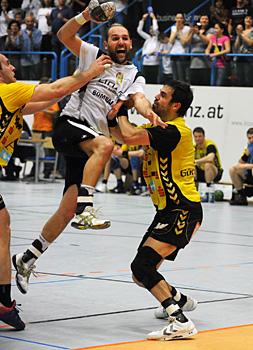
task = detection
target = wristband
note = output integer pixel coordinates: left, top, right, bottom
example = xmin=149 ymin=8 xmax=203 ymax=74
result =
xmin=75 ymin=13 xmax=87 ymax=25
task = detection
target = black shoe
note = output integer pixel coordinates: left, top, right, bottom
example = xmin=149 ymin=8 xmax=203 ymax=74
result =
xmin=229 ymin=193 xmax=248 ymax=206
xmin=0 ymin=301 xmax=25 ymax=330
xmin=110 ymin=185 xmax=125 ymax=193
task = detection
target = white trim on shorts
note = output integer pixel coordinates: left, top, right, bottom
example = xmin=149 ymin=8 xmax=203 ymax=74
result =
xmin=67 ymin=119 xmax=100 ymax=138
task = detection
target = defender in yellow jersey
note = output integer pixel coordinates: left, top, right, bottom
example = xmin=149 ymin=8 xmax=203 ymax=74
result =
xmin=116 ymin=80 xmax=202 ymax=341
xmin=0 ymin=53 xmax=112 ymax=330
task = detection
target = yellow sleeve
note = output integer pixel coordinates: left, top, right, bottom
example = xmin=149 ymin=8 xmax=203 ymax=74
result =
xmin=121 ymin=144 xmax=129 ymax=152
xmin=3 ymin=82 xmax=36 ymax=112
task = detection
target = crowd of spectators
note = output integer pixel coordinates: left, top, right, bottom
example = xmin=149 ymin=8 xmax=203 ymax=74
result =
xmin=1 ymin=0 xmax=253 ymax=84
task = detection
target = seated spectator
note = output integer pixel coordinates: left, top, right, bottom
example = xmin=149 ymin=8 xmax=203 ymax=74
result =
xmin=210 ymin=0 xmax=230 ymax=26
xmin=234 ymin=15 xmax=253 ymax=86
xmin=205 ymin=22 xmax=231 ymax=86
xmin=169 ymin=13 xmax=190 ymax=82
xmin=229 ymin=127 xmax=253 ymax=205
xmin=186 ymin=15 xmax=215 ymax=86
xmin=0 ymin=0 xmax=13 ymax=50
xmin=158 ymin=32 xmax=173 ymax=84
xmin=20 ymin=14 xmax=42 ymax=80
xmin=228 ymin=0 xmax=253 ymax=38
xmin=193 ymin=127 xmax=223 ymax=195
xmin=137 ymin=12 xmax=160 ymax=84
xmin=4 ymin=19 xmax=23 ymax=79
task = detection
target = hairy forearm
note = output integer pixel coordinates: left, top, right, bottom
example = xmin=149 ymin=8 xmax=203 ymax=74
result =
xmin=22 ymin=99 xmax=60 ymax=114
xmin=196 ymin=153 xmax=215 ymax=164
xmin=132 ymin=93 xmax=152 ymax=117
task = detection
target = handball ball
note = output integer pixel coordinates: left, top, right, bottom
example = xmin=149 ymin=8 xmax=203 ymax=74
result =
xmin=88 ymin=0 xmax=116 ymax=23
xmin=214 ymin=190 xmax=224 ymax=201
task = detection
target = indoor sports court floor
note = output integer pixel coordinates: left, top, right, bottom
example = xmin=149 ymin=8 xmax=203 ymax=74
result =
xmin=0 ymin=180 xmax=252 ymax=350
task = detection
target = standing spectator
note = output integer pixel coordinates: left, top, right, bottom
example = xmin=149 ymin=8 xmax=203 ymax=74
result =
xmin=21 ymin=0 xmax=41 ymax=18
xmin=14 ymin=10 xmax=25 ymax=30
xmin=0 ymin=0 xmax=13 ymax=50
xmin=205 ymin=22 xmax=231 ymax=86
xmin=37 ymin=0 xmax=54 ymax=77
xmin=193 ymin=127 xmax=223 ymax=199
xmin=229 ymin=128 xmax=253 ymax=205
xmin=158 ymin=32 xmax=173 ymax=83
xmin=71 ymin=0 xmax=90 ymax=37
xmin=4 ymin=20 xmax=23 ymax=79
xmin=113 ymin=0 xmax=127 ymax=25
xmin=20 ymin=15 xmax=42 ymax=80
xmin=210 ymin=0 xmax=230 ymax=26
xmin=49 ymin=0 xmax=73 ymax=72
xmin=169 ymin=13 xmax=190 ymax=82
xmin=234 ymin=15 xmax=253 ymax=86
xmin=137 ymin=12 xmax=160 ymax=84
xmin=186 ymin=15 xmax=215 ymax=86
xmin=228 ymin=0 xmax=253 ymax=38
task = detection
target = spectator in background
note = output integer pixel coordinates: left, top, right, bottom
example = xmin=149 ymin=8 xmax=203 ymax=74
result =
xmin=109 ymin=143 xmax=131 ymax=194
xmin=21 ymin=0 xmax=41 ymax=18
xmin=210 ymin=0 xmax=230 ymax=26
xmin=20 ymin=15 xmax=42 ymax=80
xmin=186 ymin=15 xmax=215 ymax=86
xmin=193 ymin=127 xmax=223 ymax=193
xmin=169 ymin=13 xmax=190 ymax=82
xmin=37 ymin=0 xmax=54 ymax=77
xmin=49 ymin=0 xmax=73 ymax=72
xmin=14 ymin=10 xmax=25 ymax=30
xmin=4 ymin=20 xmax=23 ymax=79
xmin=137 ymin=12 xmax=160 ymax=84
xmin=234 ymin=15 xmax=253 ymax=86
xmin=158 ymin=32 xmax=173 ymax=83
xmin=229 ymin=128 xmax=253 ymax=205
xmin=228 ymin=0 xmax=253 ymax=38
xmin=71 ymin=0 xmax=90 ymax=37
xmin=205 ymin=22 xmax=231 ymax=86
xmin=0 ymin=0 xmax=13 ymax=50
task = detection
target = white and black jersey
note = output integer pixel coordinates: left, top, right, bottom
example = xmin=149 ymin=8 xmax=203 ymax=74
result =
xmin=61 ymin=42 xmax=145 ymax=136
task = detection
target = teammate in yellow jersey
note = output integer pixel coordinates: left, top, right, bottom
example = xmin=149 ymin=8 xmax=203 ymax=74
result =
xmin=113 ymin=80 xmax=203 ymax=341
xmin=0 ymin=52 xmax=112 ymax=330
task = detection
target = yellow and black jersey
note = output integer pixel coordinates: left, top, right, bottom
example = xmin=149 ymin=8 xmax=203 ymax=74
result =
xmin=0 ymin=82 xmax=35 ymax=166
xmin=142 ymin=117 xmax=200 ymax=211
xmin=241 ymin=146 xmax=253 ymax=163
xmin=195 ymin=138 xmax=223 ymax=172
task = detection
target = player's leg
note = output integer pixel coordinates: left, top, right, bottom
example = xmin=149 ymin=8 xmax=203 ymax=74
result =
xmin=0 ymin=197 xmax=25 ymax=330
xmin=71 ymin=135 xmax=113 ymax=229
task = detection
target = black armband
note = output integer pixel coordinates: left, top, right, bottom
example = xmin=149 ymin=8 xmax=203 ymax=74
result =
xmin=117 ymin=104 xmax=128 ymax=118
xmin=107 ymin=118 xmax=118 ymax=128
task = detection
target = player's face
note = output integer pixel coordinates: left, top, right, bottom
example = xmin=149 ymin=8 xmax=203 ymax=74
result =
xmin=152 ymin=86 xmax=178 ymax=119
xmin=0 ymin=54 xmax=16 ymax=83
xmin=105 ymin=26 xmax=132 ymax=64
xmin=193 ymin=132 xmax=205 ymax=146
xmin=247 ymin=133 xmax=253 ymax=144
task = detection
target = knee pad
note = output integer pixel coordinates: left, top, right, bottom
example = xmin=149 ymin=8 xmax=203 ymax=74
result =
xmin=131 ymin=246 xmax=164 ymax=290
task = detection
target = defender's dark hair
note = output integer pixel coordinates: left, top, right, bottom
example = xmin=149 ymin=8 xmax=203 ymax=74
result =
xmin=164 ymin=79 xmax=193 ymax=116
xmin=247 ymin=128 xmax=253 ymax=135
xmin=193 ymin=127 xmax=205 ymax=135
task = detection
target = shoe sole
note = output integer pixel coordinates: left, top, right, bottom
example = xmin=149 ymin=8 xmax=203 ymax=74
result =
xmin=147 ymin=327 xmax=198 ymax=341
xmin=71 ymin=222 xmax=111 ymax=230
xmin=12 ymin=255 xmax=27 ymax=295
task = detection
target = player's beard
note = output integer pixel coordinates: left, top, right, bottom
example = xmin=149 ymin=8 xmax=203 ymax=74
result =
xmin=108 ymin=49 xmax=130 ymax=64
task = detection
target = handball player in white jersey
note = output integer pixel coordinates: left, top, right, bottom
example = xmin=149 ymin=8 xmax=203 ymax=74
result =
xmin=12 ymin=5 xmax=165 ymax=295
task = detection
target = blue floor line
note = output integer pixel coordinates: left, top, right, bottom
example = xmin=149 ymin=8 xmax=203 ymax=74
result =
xmin=0 ymin=334 xmax=69 ymax=349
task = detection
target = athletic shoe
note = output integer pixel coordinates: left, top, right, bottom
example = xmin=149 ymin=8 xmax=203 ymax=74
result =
xmin=0 ymin=301 xmax=25 ymax=330
xmin=229 ymin=193 xmax=248 ymax=206
xmin=95 ymin=183 xmax=108 ymax=193
xmin=71 ymin=206 xmax=111 ymax=230
xmin=12 ymin=253 xmax=36 ymax=294
xmin=147 ymin=317 xmax=197 ymax=341
xmin=154 ymin=295 xmax=198 ymax=319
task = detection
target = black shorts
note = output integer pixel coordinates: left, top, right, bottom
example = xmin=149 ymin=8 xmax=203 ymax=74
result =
xmin=245 ymin=170 xmax=253 ymax=185
xmin=196 ymin=167 xmax=223 ymax=183
xmin=52 ymin=116 xmax=101 ymax=193
xmin=138 ymin=204 xmax=203 ymax=261
xmin=53 ymin=116 xmax=102 ymax=158
xmin=0 ymin=194 xmax=6 ymax=210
